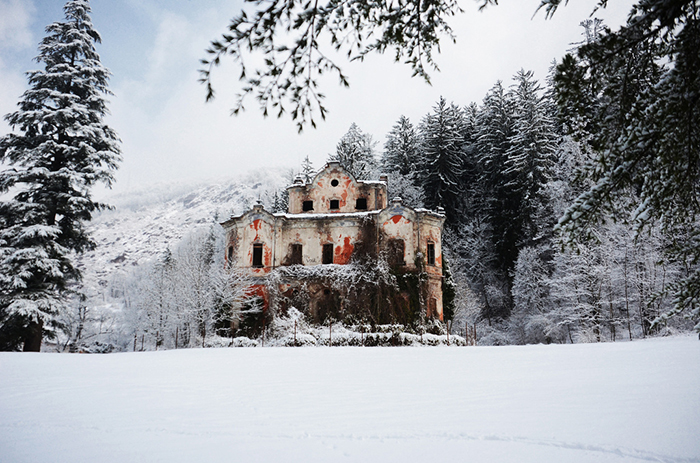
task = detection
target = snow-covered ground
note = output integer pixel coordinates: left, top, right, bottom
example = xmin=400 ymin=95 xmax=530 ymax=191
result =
xmin=1 ymin=336 xmax=698 ymax=463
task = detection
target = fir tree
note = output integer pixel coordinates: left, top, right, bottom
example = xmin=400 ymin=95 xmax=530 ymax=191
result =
xmin=505 ymin=69 xmax=558 ymax=246
xmin=382 ymin=116 xmax=421 ymax=176
xmin=0 ymin=0 xmax=120 ymax=351
xmin=329 ymin=123 xmax=377 ymax=180
xmin=475 ymin=81 xmax=517 ymax=284
xmin=301 ymin=155 xmax=315 ymax=183
xmin=418 ymin=97 xmax=467 ymax=227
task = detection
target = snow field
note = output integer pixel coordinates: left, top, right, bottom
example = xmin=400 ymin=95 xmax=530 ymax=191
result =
xmin=0 ymin=335 xmax=698 ymax=463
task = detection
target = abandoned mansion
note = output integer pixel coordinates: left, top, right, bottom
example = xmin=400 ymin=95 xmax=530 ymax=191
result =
xmin=220 ymin=162 xmax=446 ymax=324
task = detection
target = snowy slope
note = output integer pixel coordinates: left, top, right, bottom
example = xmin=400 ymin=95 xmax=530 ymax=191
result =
xmin=1 ymin=335 xmax=698 ymax=463
xmin=74 ymin=169 xmax=289 ymax=294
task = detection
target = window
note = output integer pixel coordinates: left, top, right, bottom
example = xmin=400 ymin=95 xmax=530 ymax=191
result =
xmin=290 ymin=244 xmax=303 ymax=265
xmin=303 ymin=200 xmax=314 ymax=211
xmin=387 ymin=239 xmax=405 ymax=266
xmin=322 ymin=243 xmax=334 ymax=264
xmin=331 ymin=179 xmax=339 ymax=187
xmin=427 ymin=242 xmax=435 ymax=266
xmin=227 ymin=246 xmax=234 ymax=261
xmin=252 ymin=243 xmax=263 ymax=267
xmin=329 ymin=199 xmax=339 ymax=210
xmin=355 ymin=198 xmax=367 ymax=210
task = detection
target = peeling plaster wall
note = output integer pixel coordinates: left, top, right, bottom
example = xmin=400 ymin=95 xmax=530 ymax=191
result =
xmin=220 ymin=164 xmax=446 ymax=321
xmin=288 ymin=162 xmax=386 ymax=214
xmin=276 ymin=215 xmax=370 ymax=266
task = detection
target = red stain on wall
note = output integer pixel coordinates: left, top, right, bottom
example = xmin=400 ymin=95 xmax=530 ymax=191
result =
xmin=334 ymin=236 xmax=354 ymax=264
xmin=264 ymin=246 xmax=272 ymax=268
xmin=251 ymin=219 xmax=262 ymax=241
xmin=391 ymin=215 xmax=403 ymax=224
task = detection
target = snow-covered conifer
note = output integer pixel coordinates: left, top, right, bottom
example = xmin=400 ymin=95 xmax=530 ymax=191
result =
xmin=301 ymin=155 xmax=315 ymax=183
xmin=418 ymin=97 xmax=467 ymax=227
xmin=504 ymin=70 xmax=558 ymax=246
xmin=382 ymin=116 xmax=421 ymax=176
xmin=0 ymin=0 xmax=120 ymax=351
xmin=329 ymin=123 xmax=377 ymax=180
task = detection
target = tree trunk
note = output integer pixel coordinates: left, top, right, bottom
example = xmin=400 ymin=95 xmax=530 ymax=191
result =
xmin=22 ymin=321 xmax=43 ymax=352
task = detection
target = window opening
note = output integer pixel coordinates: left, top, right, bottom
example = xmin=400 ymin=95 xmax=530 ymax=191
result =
xmin=322 ymin=243 xmax=334 ymax=264
xmin=427 ymin=242 xmax=435 ymax=266
xmin=303 ymin=200 xmax=314 ymax=211
xmin=290 ymin=243 xmax=303 ymax=265
xmin=329 ymin=199 xmax=340 ymax=210
xmin=252 ymin=243 xmax=263 ymax=267
xmin=355 ymin=198 xmax=367 ymax=210
xmin=387 ymin=239 xmax=405 ymax=266
xmin=331 ymin=179 xmax=339 ymax=187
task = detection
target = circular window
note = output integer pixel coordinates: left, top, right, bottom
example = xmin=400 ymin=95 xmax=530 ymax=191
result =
xmin=331 ymin=179 xmax=339 ymax=187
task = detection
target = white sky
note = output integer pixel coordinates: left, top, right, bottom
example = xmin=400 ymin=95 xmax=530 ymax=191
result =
xmin=0 ymin=0 xmax=634 ymax=197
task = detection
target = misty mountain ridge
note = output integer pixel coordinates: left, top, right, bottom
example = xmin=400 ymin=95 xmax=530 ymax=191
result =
xmin=76 ymin=167 xmax=290 ymax=296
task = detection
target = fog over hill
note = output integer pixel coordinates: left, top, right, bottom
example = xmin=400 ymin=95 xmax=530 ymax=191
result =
xmin=76 ymin=168 xmax=291 ymax=298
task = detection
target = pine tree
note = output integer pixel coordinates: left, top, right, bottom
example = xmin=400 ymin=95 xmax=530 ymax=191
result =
xmin=329 ymin=123 xmax=377 ymax=180
xmin=301 ymin=155 xmax=315 ymax=183
xmin=460 ymin=102 xmax=484 ymax=218
xmin=418 ymin=97 xmax=467 ymax=226
xmin=382 ymin=116 xmax=421 ymax=176
xmin=505 ymin=70 xmax=558 ymax=246
xmin=475 ymin=81 xmax=517 ymax=282
xmin=0 ymin=0 xmax=120 ymax=351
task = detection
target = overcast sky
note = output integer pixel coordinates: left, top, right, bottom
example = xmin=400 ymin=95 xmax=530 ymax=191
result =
xmin=0 ymin=0 xmax=634 ymax=197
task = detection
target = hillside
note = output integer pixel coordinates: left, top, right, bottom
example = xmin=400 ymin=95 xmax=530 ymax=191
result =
xmin=1 ymin=335 xmax=698 ymax=463
xmin=74 ymin=169 xmax=289 ymax=297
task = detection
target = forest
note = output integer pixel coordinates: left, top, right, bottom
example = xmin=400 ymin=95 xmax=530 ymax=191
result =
xmin=52 ymin=59 xmax=695 ymax=351
xmin=1 ymin=0 xmax=698 ymax=351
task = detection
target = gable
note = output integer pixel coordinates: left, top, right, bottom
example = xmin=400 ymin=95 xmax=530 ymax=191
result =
xmin=287 ymin=162 xmax=387 ymax=214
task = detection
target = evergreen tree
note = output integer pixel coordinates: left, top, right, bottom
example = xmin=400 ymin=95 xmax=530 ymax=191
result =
xmin=419 ymin=97 xmax=467 ymax=227
xmin=0 ymin=0 xmax=120 ymax=351
xmin=301 ymin=155 xmax=315 ymax=183
xmin=460 ymin=102 xmax=484 ymax=218
xmin=382 ymin=116 xmax=421 ymax=176
xmin=505 ymin=69 xmax=558 ymax=246
xmin=475 ymin=81 xmax=517 ymax=283
xmin=385 ymin=173 xmax=425 ymax=208
xmin=329 ymin=123 xmax=377 ymax=180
